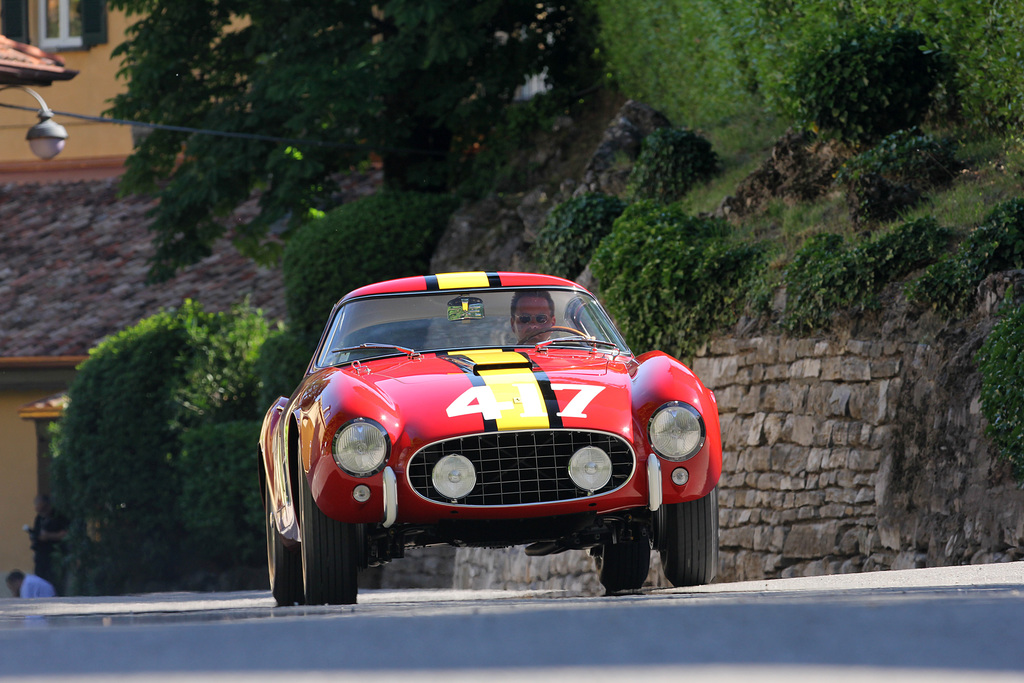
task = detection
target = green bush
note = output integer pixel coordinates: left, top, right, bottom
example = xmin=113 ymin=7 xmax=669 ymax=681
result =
xmin=835 ymin=129 xmax=962 ymax=224
xmin=178 ymin=420 xmax=265 ymax=567
xmin=785 ymin=24 xmax=947 ymax=143
xmin=626 ymin=128 xmax=718 ymax=204
xmin=254 ymin=326 xmax=319 ymax=409
xmin=976 ymin=299 xmax=1024 ymax=483
xmin=534 ymin=193 xmax=626 ymax=279
xmin=50 ymin=301 xmax=269 ymax=595
xmin=908 ymin=198 xmax=1024 ymax=317
xmin=283 ymin=191 xmax=459 ymax=336
xmin=592 ymin=201 xmax=765 ymax=358
xmin=835 ymin=129 xmax=961 ymax=190
xmin=595 ymin=1 xmax=1024 ymax=136
xmin=782 ymin=218 xmax=952 ymax=331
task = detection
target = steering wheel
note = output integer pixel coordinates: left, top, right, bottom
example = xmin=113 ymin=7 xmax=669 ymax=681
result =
xmin=520 ymin=326 xmax=589 ymax=343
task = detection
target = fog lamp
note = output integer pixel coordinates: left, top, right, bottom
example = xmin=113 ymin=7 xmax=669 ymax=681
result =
xmin=352 ymin=484 xmax=371 ymax=503
xmin=432 ymin=454 xmax=476 ymax=500
xmin=671 ymin=467 xmax=690 ymax=486
xmin=568 ymin=446 xmax=612 ymax=492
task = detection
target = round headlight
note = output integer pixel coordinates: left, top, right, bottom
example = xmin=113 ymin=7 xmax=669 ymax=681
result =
xmin=432 ymin=454 xmax=476 ymax=500
xmin=568 ymin=446 xmax=613 ymax=492
xmin=648 ymin=402 xmax=705 ymax=461
xmin=332 ymin=419 xmax=389 ymax=476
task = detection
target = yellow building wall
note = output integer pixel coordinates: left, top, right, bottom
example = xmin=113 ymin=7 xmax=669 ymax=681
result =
xmin=0 ymin=390 xmax=49 ymax=597
xmin=0 ymin=4 xmax=134 ymax=164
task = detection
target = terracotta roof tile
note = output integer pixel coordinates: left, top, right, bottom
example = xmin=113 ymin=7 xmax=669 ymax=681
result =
xmin=0 ymin=179 xmax=288 ymax=357
xmin=0 ymin=34 xmax=78 ymax=85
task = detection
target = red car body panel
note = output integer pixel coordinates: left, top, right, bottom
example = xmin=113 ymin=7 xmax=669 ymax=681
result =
xmin=261 ymin=272 xmax=722 ymax=548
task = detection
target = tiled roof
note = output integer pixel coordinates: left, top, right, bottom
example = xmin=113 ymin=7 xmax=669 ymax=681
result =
xmin=0 ymin=179 xmax=288 ymax=357
xmin=0 ymin=35 xmax=78 ymax=86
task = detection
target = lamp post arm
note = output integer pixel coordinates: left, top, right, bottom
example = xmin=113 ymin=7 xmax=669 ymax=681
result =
xmin=0 ymin=85 xmax=54 ymax=116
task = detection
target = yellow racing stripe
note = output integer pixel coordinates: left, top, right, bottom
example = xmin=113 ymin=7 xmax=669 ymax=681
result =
xmin=435 ymin=272 xmax=492 ymax=289
xmin=460 ymin=351 xmax=549 ymax=430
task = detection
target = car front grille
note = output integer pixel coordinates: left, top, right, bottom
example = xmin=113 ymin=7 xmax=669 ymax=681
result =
xmin=408 ymin=430 xmax=635 ymax=506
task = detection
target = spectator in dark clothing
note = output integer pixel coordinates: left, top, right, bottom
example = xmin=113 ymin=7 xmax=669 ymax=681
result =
xmin=29 ymin=495 xmax=68 ymax=587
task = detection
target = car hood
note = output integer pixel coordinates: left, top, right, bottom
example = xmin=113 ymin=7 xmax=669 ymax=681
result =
xmin=326 ymin=349 xmax=636 ymax=444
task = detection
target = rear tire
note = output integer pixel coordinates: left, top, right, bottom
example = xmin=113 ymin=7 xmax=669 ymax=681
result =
xmin=299 ymin=469 xmax=362 ymax=605
xmin=596 ymin=538 xmax=651 ymax=594
xmin=658 ymin=487 xmax=719 ymax=586
xmin=266 ymin=504 xmax=304 ymax=607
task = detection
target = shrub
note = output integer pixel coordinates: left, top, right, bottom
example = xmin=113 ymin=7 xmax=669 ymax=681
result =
xmin=976 ymin=300 xmax=1024 ymax=483
xmin=783 ymin=218 xmax=952 ymax=331
xmin=534 ymin=193 xmax=626 ymax=279
xmin=834 ymin=129 xmax=961 ymax=190
xmin=178 ymin=420 xmax=265 ymax=567
xmin=908 ymin=198 xmax=1024 ymax=318
xmin=591 ymin=201 xmax=765 ymax=358
xmin=50 ymin=301 xmax=269 ymax=595
xmin=254 ymin=326 xmax=319 ymax=409
xmin=626 ymin=128 xmax=718 ymax=204
xmin=283 ymin=191 xmax=459 ymax=336
xmin=835 ymin=130 xmax=961 ymax=223
xmin=785 ymin=24 xmax=947 ymax=144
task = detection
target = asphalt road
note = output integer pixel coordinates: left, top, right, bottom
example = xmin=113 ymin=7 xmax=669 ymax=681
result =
xmin=1 ymin=562 xmax=1022 ymax=683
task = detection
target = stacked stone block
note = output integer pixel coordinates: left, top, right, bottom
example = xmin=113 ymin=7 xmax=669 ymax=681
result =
xmin=692 ymin=336 xmax=903 ymax=581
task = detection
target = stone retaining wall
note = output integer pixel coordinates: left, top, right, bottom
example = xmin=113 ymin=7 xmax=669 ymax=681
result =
xmin=424 ymin=277 xmax=1024 ymax=591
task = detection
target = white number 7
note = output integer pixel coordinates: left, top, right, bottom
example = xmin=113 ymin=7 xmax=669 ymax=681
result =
xmin=551 ymin=384 xmax=604 ymax=418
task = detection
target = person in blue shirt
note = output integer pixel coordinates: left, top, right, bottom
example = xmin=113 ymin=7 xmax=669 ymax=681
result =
xmin=5 ymin=570 xmax=55 ymax=598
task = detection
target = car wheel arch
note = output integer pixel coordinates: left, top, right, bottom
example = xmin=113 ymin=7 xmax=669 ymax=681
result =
xmin=287 ymin=413 xmax=304 ymax=532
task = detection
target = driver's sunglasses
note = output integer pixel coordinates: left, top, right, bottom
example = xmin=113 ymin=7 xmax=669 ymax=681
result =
xmin=516 ymin=314 xmax=550 ymax=324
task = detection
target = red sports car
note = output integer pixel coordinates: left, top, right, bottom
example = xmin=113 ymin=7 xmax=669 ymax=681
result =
xmin=260 ymin=272 xmax=721 ymax=605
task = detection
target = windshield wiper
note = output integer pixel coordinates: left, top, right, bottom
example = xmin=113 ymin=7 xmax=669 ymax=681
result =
xmin=535 ymin=336 xmax=621 ymax=358
xmin=329 ymin=342 xmax=421 ymax=361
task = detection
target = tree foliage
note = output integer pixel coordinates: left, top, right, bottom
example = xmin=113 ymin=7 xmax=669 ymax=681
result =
xmin=282 ymin=190 xmax=459 ymax=337
xmin=108 ymin=0 xmax=601 ymax=280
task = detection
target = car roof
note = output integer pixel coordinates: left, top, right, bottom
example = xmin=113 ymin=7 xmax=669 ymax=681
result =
xmin=339 ymin=272 xmax=588 ymax=303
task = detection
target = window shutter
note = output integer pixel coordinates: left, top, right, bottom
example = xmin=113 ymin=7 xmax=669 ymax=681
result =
xmin=1 ymin=0 xmax=30 ymax=44
xmin=82 ymin=0 xmax=107 ymax=47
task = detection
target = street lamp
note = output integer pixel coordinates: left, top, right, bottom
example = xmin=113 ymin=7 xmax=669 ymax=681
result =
xmin=0 ymin=85 xmax=69 ymax=160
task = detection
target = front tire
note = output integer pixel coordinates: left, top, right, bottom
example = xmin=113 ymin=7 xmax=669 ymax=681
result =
xmin=657 ymin=487 xmax=719 ymax=586
xmin=266 ymin=504 xmax=303 ymax=607
xmin=299 ymin=469 xmax=363 ymax=605
xmin=596 ymin=538 xmax=651 ymax=594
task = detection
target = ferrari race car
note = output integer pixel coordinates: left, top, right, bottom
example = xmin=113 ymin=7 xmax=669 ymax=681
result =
xmin=259 ymin=271 xmax=721 ymax=605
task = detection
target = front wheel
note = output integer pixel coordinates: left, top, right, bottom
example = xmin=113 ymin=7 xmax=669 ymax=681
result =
xmin=657 ymin=487 xmax=719 ymax=586
xmin=596 ymin=538 xmax=651 ymax=594
xmin=266 ymin=503 xmax=303 ymax=607
xmin=299 ymin=469 xmax=363 ymax=605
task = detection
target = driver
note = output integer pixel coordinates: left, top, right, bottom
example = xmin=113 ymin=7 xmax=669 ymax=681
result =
xmin=511 ymin=290 xmax=556 ymax=343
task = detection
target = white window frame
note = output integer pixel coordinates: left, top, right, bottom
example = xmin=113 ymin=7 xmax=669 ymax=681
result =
xmin=38 ymin=0 xmax=84 ymax=50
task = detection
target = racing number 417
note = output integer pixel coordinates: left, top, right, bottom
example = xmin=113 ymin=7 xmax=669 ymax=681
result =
xmin=446 ymin=384 xmax=604 ymax=421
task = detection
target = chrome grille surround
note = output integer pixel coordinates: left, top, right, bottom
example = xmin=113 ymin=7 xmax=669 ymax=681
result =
xmin=408 ymin=429 xmax=635 ymax=506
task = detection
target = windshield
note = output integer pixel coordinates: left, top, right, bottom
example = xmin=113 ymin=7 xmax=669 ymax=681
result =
xmin=315 ymin=288 xmax=631 ymax=367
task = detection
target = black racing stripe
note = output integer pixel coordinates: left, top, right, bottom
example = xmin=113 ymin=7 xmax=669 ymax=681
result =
xmin=534 ymin=370 xmax=564 ymax=429
xmin=486 ymin=272 xmax=502 ymax=287
xmin=438 ymin=352 xmax=474 ymax=374
xmin=424 ymin=275 xmax=440 ymax=291
xmin=520 ymin=352 xmax=564 ymax=429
